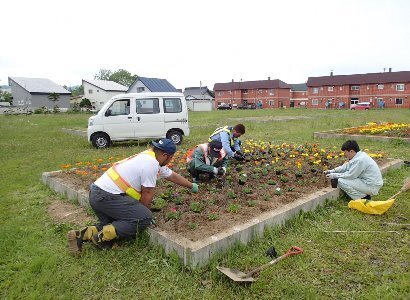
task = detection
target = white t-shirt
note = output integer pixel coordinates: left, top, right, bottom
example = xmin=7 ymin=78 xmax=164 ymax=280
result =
xmin=95 ymin=152 xmax=173 ymax=194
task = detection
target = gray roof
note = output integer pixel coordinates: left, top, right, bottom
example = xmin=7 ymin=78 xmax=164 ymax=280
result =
xmin=8 ymin=77 xmax=71 ymax=94
xmin=137 ymin=77 xmax=177 ymax=92
xmin=307 ymin=71 xmax=410 ymax=87
xmin=82 ymin=79 xmax=128 ymax=91
xmin=290 ymin=83 xmax=307 ymax=91
xmin=183 ymin=86 xmax=214 ymax=99
xmin=214 ymin=79 xmax=291 ymax=91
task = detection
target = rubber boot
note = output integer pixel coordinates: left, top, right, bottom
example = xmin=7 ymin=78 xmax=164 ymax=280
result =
xmin=91 ymin=224 xmax=117 ymax=250
xmin=67 ymin=226 xmax=98 ymax=256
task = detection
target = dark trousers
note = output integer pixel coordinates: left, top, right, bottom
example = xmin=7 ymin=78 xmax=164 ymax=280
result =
xmin=89 ymin=184 xmax=152 ymax=240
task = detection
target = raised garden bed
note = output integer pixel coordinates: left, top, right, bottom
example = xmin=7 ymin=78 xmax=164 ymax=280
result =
xmin=314 ymin=122 xmax=410 ymax=143
xmin=42 ymin=142 xmax=403 ymax=268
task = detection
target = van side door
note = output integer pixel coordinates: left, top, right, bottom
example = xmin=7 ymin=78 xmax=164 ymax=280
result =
xmin=163 ymin=97 xmax=189 ymax=132
xmin=134 ymin=97 xmax=165 ymax=138
xmin=103 ymin=98 xmax=133 ymax=139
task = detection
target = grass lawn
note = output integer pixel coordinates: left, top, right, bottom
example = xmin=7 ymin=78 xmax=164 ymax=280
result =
xmin=0 ymin=108 xmax=409 ymax=299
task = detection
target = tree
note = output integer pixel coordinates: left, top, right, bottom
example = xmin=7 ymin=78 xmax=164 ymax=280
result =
xmin=80 ymin=98 xmax=91 ymax=108
xmin=48 ymin=93 xmax=60 ymax=113
xmin=94 ymin=69 xmax=112 ymax=81
xmin=47 ymin=93 xmax=60 ymax=103
xmin=94 ymin=68 xmax=137 ymax=87
xmin=0 ymin=90 xmax=13 ymax=104
xmin=109 ymin=69 xmax=137 ymax=87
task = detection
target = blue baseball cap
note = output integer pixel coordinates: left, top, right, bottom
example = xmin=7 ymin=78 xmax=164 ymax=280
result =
xmin=151 ymin=138 xmax=176 ymax=154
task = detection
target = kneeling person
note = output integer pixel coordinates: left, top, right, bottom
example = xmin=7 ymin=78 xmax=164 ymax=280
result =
xmin=325 ymin=140 xmax=383 ymax=200
xmin=67 ymin=138 xmax=198 ymax=256
xmin=187 ymin=141 xmax=228 ymax=181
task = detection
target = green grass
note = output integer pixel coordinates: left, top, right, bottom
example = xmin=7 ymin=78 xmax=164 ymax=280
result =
xmin=0 ymin=109 xmax=409 ymax=299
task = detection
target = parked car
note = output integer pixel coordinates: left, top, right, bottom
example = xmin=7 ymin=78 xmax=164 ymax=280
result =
xmin=217 ymin=103 xmax=232 ymax=110
xmin=238 ymin=103 xmax=257 ymax=109
xmin=350 ymin=102 xmax=371 ymax=110
xmin=87 ymin=92 xmax=189 ymax=148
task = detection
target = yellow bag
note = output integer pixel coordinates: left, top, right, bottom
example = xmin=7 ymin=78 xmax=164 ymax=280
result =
xmin=348 ymin=199 xmax=395 ymax=215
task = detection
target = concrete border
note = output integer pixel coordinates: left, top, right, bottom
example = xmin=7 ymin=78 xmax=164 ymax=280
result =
xmin=313 ymin=128 xmax=410 ymax=143
xmin=42 ymin=159 xmax=403 ymax=268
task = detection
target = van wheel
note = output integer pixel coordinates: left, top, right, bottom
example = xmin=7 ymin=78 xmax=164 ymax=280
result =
xmin=167 ymin=130 xmax=183 ymax=145
xmin=92 ymin=133 xmax=110 ymax=148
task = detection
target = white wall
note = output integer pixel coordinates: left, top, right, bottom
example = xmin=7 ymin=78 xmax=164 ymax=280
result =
xmin=83 ymin=81 xmax=125 ymax=110
xmin=187 ymin=101 xmax=213 ymax=111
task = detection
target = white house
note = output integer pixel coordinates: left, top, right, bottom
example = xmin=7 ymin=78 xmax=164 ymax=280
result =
xmin=82 ymin=79 xmax=128 ymax=110
xmin=184 ymin=86 xmax=214 ymax=111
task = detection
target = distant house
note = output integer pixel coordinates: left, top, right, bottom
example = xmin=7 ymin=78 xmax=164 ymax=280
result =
xmin=82 ymin=79 xmax=128 ymax=110
xmin=290 ymin=83 xmax=308 ymax=108
xmin=69 ymin=95 xmax=84 ymax=108
xmin=0 ymin=85 xmax=11 ymax=93
xmin=306 ymin=70 xmax=410 ymax=109
xmin=214 ymin=78 xmax=291 ymax=109
xmin=127 ymin=76 xmax=177 ymax=93
xmin=184 ymin=86 xmax=214 ymax=111
xmin=8 ymin=77 xmax=71 ymax=109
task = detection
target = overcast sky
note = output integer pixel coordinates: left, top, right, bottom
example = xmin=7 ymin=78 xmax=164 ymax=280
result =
xmin=1 ymin=0 xmax=409 ymax=90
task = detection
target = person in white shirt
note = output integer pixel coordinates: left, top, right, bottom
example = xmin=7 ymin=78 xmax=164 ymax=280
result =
xmin=67 ymin=138 xmax=198 ymax=256
xmin=325 ymin=140 xmax=383 ymax=200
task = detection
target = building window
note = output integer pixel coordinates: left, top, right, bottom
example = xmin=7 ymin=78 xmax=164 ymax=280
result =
xmin=351 ymin=86 xmax=360 ymax=90
xmin=312 ymin=99 xmax=318 ymax=106
xmin=340 ymin=86 xmax=343 ymax=91
xmin=243 ymin=89 xmax=248 ymax=94
xmin=395 ymin=98 xmax=403 ymax=105
xmin=312 ymin=88 xmax=319 ymax=94
xmin=229 ymin=90 xmax=232 ymax=94
xmin=88 ymin=89 xmax=93 ymax=94
xmin=218 ymin=91 xmax=222 ymax=96
xmin=328 ymin=86 xmax=334 ymax=92
xmin=396 ymin=84 xmax=404 ymax=91
xmin=269 ymin=100 xmax=274 ymax=106
xmin=137 ymin=87 xmax=145 ymax=93
xmin=377 ymin=84 xmax=384 ymax=89
xmin=269 ymin=89 xmax=274 ymax=95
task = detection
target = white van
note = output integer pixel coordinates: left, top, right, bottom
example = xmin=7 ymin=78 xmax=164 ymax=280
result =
xmin=87 ymin=92 xmax=189 ymax=148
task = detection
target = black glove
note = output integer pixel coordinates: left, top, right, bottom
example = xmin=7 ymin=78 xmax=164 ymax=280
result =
xmin=234 ymin=153 xmax=244 ymax=161
xmin=217 ymin=167 xmax=225 ymax=175
xmin=236 ymin=150 xmax=244 ymax=157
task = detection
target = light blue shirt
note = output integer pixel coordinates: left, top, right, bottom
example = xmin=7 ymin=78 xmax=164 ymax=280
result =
xmin=332 ymin=151 xmax=383 ymax=187
xmin=210 ymin=131 xmax=241 ymax=158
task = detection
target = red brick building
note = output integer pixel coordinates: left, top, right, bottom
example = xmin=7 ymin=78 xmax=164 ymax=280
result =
xmin=213 ymin=78 xmax=292 ymax=109
xmin=306 ymin=71 xmax=410 ymax=109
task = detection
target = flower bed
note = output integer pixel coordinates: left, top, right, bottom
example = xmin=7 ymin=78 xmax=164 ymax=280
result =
xmin=56 ymin=141 xmax=386 ymax=241
xmin=336 ymin=122 xmax=410 ymax=138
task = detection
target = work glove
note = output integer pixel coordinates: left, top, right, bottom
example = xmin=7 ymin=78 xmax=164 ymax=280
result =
xmin=213 ymin=167 xmax=219 ymax=175
xmin=326 ymin=173 xmax=341 ymax=179
xmin=323 ymin=169 xmax=334 ymax=174
xmin=217 ymin=167 xmax=225 ymax=175
xmin=236 ymin=150 xmax=244 ymax=157
xmin=233 ymin=153 xmax=244 ymax=161
xmin=191 ymin=183 xmax=199 ymax=193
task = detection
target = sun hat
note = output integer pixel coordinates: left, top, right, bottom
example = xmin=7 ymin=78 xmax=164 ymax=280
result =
xmin=151 ymin=138 xmax=176 ymax=154
xmin=208 ymin=140 xmax=223 ymax=157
